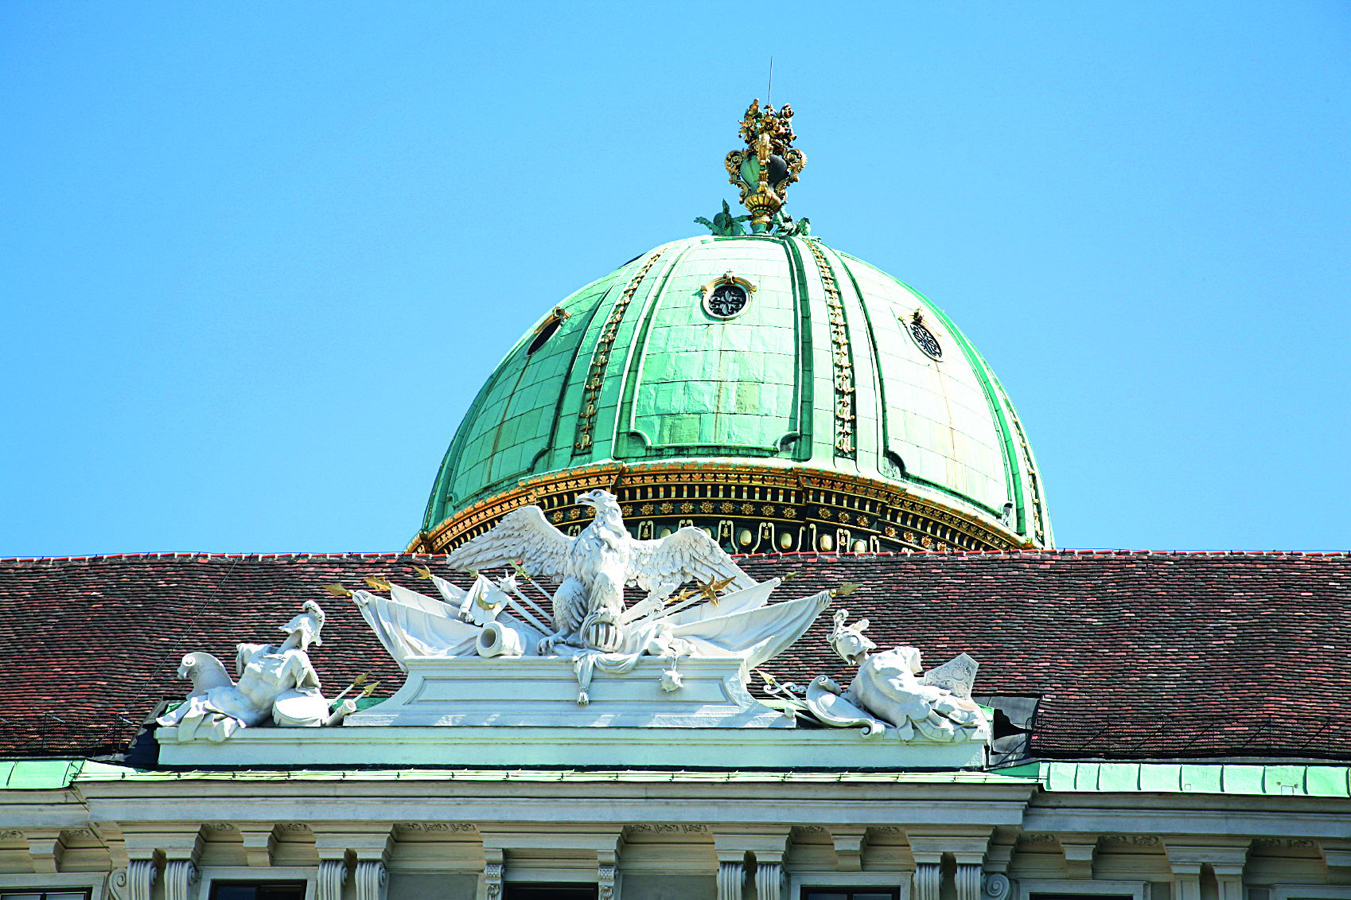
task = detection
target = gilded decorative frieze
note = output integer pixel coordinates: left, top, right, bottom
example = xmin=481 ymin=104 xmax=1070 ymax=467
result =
xmin=574 ymin=249 xmax=668 ymax=454
xmin=803 ymin=240 xmax=857 ymax=456
xmin=419 ymin=461 xmax=1023 ymax=555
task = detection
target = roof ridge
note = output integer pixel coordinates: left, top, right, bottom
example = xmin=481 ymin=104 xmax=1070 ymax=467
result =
xmin=2 ymin=548 xmax=1348 ymax=565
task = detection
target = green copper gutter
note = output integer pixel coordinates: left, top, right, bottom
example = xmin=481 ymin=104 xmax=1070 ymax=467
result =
xmin=997 ymin=761 xmax=1351 ymax=797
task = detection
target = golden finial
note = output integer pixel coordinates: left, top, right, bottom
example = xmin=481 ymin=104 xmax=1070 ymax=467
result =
xmin=725 ymin=99 xmax=807 ymax=232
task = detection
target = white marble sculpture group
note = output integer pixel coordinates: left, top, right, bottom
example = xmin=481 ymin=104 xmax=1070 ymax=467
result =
xmin=160 ymin=490 xmax=990 ymax=748
xmin=353 ymin=490 xmax=833 ymax=687
xmin=157 ymin=600 xmax=353 ymax=742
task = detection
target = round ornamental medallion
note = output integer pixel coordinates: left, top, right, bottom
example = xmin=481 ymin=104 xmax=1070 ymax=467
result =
xmin=705 ymin=283 xmax=748 ymax=318
xmin=908 ymin=315 xmax=943 ymax=360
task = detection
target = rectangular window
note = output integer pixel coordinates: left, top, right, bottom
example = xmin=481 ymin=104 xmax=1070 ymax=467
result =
xmin=209 ymin=883 xmax=307 ymax=900
xmin=803 ymin=890 xmax=900 ymax=900
xmin=504 ymin=887 xmax=599 ymax=900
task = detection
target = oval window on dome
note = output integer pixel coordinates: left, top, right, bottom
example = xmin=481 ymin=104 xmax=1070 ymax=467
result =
xmin=906 ymin=311 xmax=943 ymax=361
xmin=700 ymin=272 xmax=756 ymax=320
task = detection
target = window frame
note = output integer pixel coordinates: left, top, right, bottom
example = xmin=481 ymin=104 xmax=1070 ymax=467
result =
xmin=790 ymin=874 xmax=909 ymax=900
xmin=1018 ymin=880 xmax=1149 ymax=900
xmin=0 ymin=875 xmax=103 ymax=900
xmin=197 ymin=867 xmax=316 ymax=900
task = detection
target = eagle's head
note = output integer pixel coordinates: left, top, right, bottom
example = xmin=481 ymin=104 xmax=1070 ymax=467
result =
xmin=577 ymin=489 xmax=619 ymax=512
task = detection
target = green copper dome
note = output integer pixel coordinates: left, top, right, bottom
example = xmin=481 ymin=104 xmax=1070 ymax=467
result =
xmin=419 ymin=233 xmax=1052 ymax=553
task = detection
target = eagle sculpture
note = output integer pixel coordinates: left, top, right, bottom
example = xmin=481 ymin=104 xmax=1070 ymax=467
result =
xmin=445 ymin=489 xmax=754 ymax=653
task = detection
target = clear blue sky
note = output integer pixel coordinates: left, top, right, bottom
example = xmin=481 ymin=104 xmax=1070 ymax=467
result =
xmin=2 ymin=2 xmax=1348 ymax=555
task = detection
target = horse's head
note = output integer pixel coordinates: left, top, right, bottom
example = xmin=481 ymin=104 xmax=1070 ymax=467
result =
xmin=177 ymin=651 xmax=232 ymax=693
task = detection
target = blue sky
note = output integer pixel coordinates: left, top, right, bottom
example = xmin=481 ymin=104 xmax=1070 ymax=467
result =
xmin=2 ymin=2 xmax=1348 ymax=555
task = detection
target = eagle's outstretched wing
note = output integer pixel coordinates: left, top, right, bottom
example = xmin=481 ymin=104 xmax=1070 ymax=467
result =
xmin=626 ymin=527 xmax=756 ymax=594
xmin=444 ymin=506 xmax=572 ymax=583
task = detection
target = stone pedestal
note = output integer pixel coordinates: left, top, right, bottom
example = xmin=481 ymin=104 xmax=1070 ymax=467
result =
xmin=343 ymin=656 xmax=790 ymax=729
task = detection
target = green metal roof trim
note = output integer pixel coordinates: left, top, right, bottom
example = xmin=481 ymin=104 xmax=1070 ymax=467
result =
xmin=997 ymin=761 xmax=1351 ymax=798
xmin=72 ymin=767 xmax=1033 ymax=786
xmin=422 ymin=234 xmax=1050 ymax=545
xmin=0 ymin=759 xmax=132 ymax=789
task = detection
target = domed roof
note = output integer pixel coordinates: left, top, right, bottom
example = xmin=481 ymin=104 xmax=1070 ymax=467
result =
xmin=417 ymin=232 xmax=1052 ymax=553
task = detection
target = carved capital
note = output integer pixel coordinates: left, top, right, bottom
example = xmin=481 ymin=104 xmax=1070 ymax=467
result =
xmin=353 ymin=859 xmax=387 ymax=900
xmin=913 ymin=863 xmax=941 ymax=900
xmin=112 ymin=859 xmax=159 ymax=900
xmin=483 ymin=860 xmax=504 ymax=900
xmin=317 ymin=858 xmax=349 ymax=900
xmin=164 ymin=860 xmax=199 ymax=900
xmin=982 ymin=873 xmax=1012 ymax=900
xmin=716 ymin=860 xmax=744 ymax=900
xmin=598 ymin=861 xmax=620 ymax=900
xmin=954 ymin=864 xmax=981 ymax=900
xmin=754 ymin=861 xmax=784 ymax=900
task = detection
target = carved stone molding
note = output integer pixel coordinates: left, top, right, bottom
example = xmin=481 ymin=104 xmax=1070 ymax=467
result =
xmin=275 ymin=823 xmax=310 ymax=834
xmin=1100 ymin=835 xmax=1161 ymax=847
xmin=913 ymin=863 xmax=941 ymax=900
xmin=755 ymin=861 xmax=785 ymax=900
xmin=26 ymin=831 xmax=65 ymax=873
xmin=954 ymin=864 xmax=981 ymax=900
xmin=1253 ymin=837 xmax=1318 ymax=850
xmin=396 ymin=822 xmax=477 ymax=834
xmin=1056 ymin=836 xmax=1096 ymax=878
xmin=0 ymin=830 xmax=24 ymax=842
xmin=483 ymin=860 xmax=504 ymax=900
xmin=717 ymin=860 xmax=744 ymax=900
xmin=829 ymin=827 xmax=867 ymax=871
xmin=982 ymin=873 xmax=1012 ymax=900
xmin=239 ymin=827 xmax=277 ymax=867
xmin=353 ymin=859 xmax=387 ymax=900
xmin=625 ymin=823 xmax=707 ymax=834
xmin=163 ymin=860 xmax=198 ymax=900
xmin=201 ymin=822 xmax=236 ymax=834
xmin=317 ymin=858 xmax=348 ymax=900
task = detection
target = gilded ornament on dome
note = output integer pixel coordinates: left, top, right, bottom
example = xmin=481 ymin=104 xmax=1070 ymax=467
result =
xmin=725 ymin=99 xmax=807 ymax=231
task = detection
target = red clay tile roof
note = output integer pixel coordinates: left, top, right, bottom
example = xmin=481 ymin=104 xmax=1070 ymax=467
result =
xmin=1 ymin=550 xmax=1348 ymax=762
